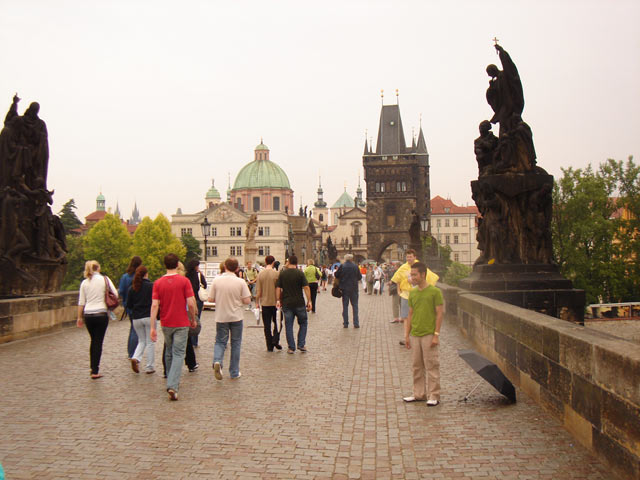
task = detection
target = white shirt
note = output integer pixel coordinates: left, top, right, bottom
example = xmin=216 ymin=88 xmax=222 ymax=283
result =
xmin=78 ymin=273 xmax=118 ymax=314
xmin=209 ymin=272 xmax=251 ymax=323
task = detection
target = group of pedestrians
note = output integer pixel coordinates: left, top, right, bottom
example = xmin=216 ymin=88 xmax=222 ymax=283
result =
xmin=78 ymin=249 xmax=443 ymax=406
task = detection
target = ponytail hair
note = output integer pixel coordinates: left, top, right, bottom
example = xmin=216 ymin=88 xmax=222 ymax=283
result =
xmin=132 ymin=265 xmax=147 ymax=292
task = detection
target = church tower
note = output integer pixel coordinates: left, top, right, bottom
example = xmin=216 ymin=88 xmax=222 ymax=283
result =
xmin=313 ymin=176 xmax=328 ymax=226
xmin=363 ymin=97 xmax=431 ymax=260
xmin=96 ymin=192 xmax=106 ymax=212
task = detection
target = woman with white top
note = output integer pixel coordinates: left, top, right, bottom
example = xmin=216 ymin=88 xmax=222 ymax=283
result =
xmin=77 ymin=260 xmax=118 ymax=379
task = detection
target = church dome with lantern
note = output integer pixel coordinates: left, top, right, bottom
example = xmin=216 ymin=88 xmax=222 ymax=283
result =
xmin=230 ymin=141 xmax=294 ymax=213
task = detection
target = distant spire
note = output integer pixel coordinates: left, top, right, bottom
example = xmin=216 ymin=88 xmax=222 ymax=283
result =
xmin=227 ymin=172 xmax=231 ymax=202
xmin=380 ymin=89 xmax=384 ymax=105
xmin=115 ymin=201 xmax=121 ymax=218
xmin=396 ymin=88 xmax=399 ymax=105
xmin=363 ymin=137 xmax=369 ymax=155
xmin=416 ymin=126 xmax=428 ymax=154
xmin=315 ymin=175 xmax=327 ymax=208
xmin=411 ymin=127 xmax=416 ymax=150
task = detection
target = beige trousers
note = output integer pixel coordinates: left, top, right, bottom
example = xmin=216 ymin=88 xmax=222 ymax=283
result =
xmin=410 ymin=334 xmax=440 ymax=401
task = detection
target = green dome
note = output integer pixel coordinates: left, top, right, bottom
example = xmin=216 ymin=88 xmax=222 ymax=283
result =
xmin=206 ymin=180 xmax=221 ymax=199
xmin=255 ymin=142 xmax=269 ymax=151
xmin=233 ymin=158 xmax=291 ymax=190
xmin=96 ymin=193 xmax=105 ymax=201
xmin=332 ymin=190 xmax=355 ymax=208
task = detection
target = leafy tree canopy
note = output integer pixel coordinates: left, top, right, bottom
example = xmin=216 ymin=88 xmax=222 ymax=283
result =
xmin=61 ymin=235 xmax=86 ymax=290
xmin=133 ymin=214 xmax=186 ymax=279
xmin=443 ymin=261 xmax=472 ymax=287
xmin=181 ymin=233 xmax=202 ymax=263
xmin=552 ymin=156 xmax=639 ymax=303
xmin=58 ymin=198 xmax=83 ymax=233
xmin=84 ymin=213 xmax=132 ymax=280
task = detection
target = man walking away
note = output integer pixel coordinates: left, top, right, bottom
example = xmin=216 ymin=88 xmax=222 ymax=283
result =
xmin=303 ymin=259 xmax=321 ymax=313
xmin=276 ymin=255 xmax=311 ymax=354
xmin=256 ymin=255 xmax=281 ymax=351
xmin=335 ymin=254 xmax=362 ymax=328
xmin=208 ymin=258 xmax=251 ymax=380
xmin=402 ymin=261 xmax=444 ymax=406
xmin=150 ymin=254 xmax=197 ymax=401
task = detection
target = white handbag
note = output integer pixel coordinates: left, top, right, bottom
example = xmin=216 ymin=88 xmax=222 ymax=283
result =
xmin=198 ymin=284 xmax=208 ymax=302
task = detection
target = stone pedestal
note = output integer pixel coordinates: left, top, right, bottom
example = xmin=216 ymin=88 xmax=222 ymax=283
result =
xmin=244 ymin=242 xmax=257 ymax=264
xmin=459 ymin=263 xmax=585 ymax=323
xmin=0 ymin=260 xmax=67 ymax=297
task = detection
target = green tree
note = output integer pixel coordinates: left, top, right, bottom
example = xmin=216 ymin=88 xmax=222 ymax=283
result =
xmin=552 ymin=162 xmax=633 ymax=303
xmin=58 ymin=199 xmax=83 ymax=233
xmin=133 ymin=214 xmax=186 ymax=279
xmin=84 ymin=213 xmax=133 ymax=280
xmin=61 ymin=235 xmax=86 ymax=290
xmin=181 ymin=233 xmax=202 ymax=263
xmin=443 ymin=261 xmax=472 ymax=286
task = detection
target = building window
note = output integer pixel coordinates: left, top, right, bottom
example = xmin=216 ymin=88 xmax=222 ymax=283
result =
xmin=444 ymin=207 xmax=450 ymax=213
xmin=237 ymin=246 xmax=242 ymax=256
xmin=396 ymin=181 xmax=401 ymax=192
xmin=401 ymin=182 xmax=407 ymax=192
xmin=230 ymin=246 xmax=236 ymax=256
xmin=445 ymin=235 xmax=450 ymax=245
xmin=454 ymin=253 xmax=459 ymax=262
xmin=180 ymin=228 xmax=192 ymax=236
xmin=230 ymin=227 xmax=242 ymax=237
xmin=235 ymin=199 xmax=243 ymax=211
xmin=381 ymin=182 xmax=385 ymax=192
xmin=273 ymin=197 xmax=280 ymax=211
xmin=437 ymin=219 xmax=441 ymax=227
xmin=253 ymin=197 xmax=260 ymax=212
xmin=207 ymin=246 xmax=218 ymax=257
xmin=445 ymin=219 xmax=450 ymax=227
xmin=258 ymin=226 xmax=270 ymax=236
xmin=258 ymin=246 xmax=271 ymax=256
xmin=454 ymin=235 xmax=459 ymax=244
xmin=454 ymin=218 xmax=458 ymax=227
xmin=385 ymin=204 xmax=396 ymax=228
xmin=319 ymin=213 xmax=324 ymax=222
xmin=211 ymin=227 xmax=217 ymax=236
xmin=375 ymin=182 xmax=380 ymax=192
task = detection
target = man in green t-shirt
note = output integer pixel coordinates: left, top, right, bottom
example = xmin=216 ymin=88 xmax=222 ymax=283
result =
xmin=403 ymin=261 xmax=444 ymax=406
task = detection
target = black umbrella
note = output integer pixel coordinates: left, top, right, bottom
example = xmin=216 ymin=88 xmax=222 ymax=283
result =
xmin=458 ymin=349 xmax=516 ymax=403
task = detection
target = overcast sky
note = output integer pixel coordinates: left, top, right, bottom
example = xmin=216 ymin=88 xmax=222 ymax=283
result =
xmin=1 ymin=0 xmax=638 ymax=221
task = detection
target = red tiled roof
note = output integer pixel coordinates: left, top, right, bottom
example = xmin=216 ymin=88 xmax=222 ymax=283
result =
xmin=85 ymin=210 xmax=107 ymax=222
xmin=430 ymin=195 xmax=478 ymax=215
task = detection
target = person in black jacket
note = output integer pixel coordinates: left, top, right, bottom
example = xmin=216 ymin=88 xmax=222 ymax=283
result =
xmin=126 ymin=265 xmax=155 ymax=374
xmin=335 ymin=254 xmax=363 ymax=328
xmin=186 ymin=259 xmax=207 ymax=347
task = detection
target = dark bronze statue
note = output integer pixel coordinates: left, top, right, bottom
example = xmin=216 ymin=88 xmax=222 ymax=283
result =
xmin=0 ymin=95 xmax=67 ymax=296
xmin=471 ymin=45 xmax=552 ymax=265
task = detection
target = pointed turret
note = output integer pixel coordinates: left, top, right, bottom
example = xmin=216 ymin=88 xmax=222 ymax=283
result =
xmin=114 ymin=202 xmax=121 ymax=218
xmin=314 ymin=176 xmax=327 ymax=208
xmin=416 ymin=126 xmax=428 ymax=154
xmin=355 ymin=175 xmax=366 ymax=208
xmin=375 ymin=104 xmax=407 ymax=155
xmin=129 ymin=202 xmax=141 ymax=225
xmin=363 ymin=137 xmax=369 ymax=155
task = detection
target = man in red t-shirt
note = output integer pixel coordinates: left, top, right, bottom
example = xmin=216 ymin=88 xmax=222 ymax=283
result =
xmin=150 ymin=253 xmax=197 ymax=401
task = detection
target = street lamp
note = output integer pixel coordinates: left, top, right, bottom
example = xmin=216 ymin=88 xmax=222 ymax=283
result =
xmin=420 ymin=214 xmax=429 ymax=234
xmin=200 ymin=216 xmax=211 ymax=261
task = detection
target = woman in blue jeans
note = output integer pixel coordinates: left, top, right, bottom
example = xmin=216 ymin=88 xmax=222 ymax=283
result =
xmin=127 ymin=265 xmax=155 ymax=374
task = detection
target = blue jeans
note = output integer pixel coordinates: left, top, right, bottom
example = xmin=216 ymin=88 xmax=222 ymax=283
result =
xmin=132 ymin=317 xmax=155 ymax=371
xmin=213 ymin=321 xmax=243 ymax=378
xmin=283 ymin=306 xmax=308 ymax=351
xmin=162 ymin=326 xmax=189 ymax=392
xmin=341 ymin=289 xmax=359 ymax=327
xmin=127 ymin=313 xmax=138 ymax=358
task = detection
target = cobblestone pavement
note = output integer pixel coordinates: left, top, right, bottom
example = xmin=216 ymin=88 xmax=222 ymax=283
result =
xmin=0 ymin=289 xmax=610 ymax=479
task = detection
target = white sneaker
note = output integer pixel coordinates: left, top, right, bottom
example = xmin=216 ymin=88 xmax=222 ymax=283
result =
xmin=426 ymin=399 xmax=440 ymax=407
xmin=213 ymin=362 xmax=223 ymax=380
xmin=231 ymin=372 xmax=242 ymax=380
xmin=403 ymin=396 xmax=422 ymax=403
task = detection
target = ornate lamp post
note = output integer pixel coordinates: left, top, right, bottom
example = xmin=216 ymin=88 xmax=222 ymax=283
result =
xmin=420 ymin=214 xmax=430 ymax=235
xmin=200 ymin=216 xmax=211 ymax=261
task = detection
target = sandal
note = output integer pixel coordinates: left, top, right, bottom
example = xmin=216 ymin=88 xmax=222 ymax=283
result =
xmin=90 ymin=373 xmax=103 ymax=379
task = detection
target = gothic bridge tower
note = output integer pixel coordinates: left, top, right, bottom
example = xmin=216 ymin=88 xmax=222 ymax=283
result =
xmin=363 ymin=99 xmax=431 ymax=261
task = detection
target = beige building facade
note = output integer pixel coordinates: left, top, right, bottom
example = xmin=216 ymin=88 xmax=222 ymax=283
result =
xmin=430 ymin=195 xmax=480 ymax=266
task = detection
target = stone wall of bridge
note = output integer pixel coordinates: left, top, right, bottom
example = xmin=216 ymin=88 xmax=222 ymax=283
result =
xmin=0 ymin=292 xmax=79 ymax=344
xmin=441 ymin=284 xmax=640 ymax=480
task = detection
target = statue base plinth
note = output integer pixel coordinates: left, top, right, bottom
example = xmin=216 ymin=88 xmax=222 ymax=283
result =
xmin=244 ymin=244 xmax=257 ymax=264
xmin=459 ymin=263 xmax=585 ymax=324
xmin=0 ymin=259 xmax=67 ymax=297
